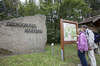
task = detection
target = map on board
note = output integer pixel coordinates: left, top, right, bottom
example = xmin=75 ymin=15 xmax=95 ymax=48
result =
xmin=63 ymin=23 xmax=77 ymax=41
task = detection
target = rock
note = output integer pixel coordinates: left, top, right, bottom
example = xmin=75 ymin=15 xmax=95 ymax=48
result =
xmin=0 ymin=14 xmax=47 ymax=54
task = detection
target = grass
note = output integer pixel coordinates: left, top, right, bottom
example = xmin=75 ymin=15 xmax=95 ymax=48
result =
xmin=0 ymin=44 xmax=100 ymax=66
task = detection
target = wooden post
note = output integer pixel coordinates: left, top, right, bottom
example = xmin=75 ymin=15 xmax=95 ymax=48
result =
xmin=60 ymin=19 xmax=64 ymax=61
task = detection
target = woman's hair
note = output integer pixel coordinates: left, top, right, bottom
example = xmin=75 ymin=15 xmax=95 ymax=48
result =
xmin=81 ymin=25 xmax=88 ymax=29
xmin=78 ymin=28 xmax=83 ymax=32
xmin=78 ymin=28 xmax=83 ymax=34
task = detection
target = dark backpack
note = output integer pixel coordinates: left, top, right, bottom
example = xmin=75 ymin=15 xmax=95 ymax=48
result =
xmin=93 ymin=32 xmax=100 ymax=43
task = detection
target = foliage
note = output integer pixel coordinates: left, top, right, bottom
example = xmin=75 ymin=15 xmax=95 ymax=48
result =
xmin=40 ymin=0 xmax=92 ymax=43
xmin=19 ymin=3 xmax=39 ymax=16
xmin=59 ymin=0 xmax=92 ymax=21
xmin=0 ymin=0 xmax=19 ymax=20
xmin=85 ymin=0 xmax=100 ymax=16
xmin=39 ymin=0 xmax=59 ymax=15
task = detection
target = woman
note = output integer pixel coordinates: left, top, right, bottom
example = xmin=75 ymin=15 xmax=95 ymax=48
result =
xmin=77 ymin=28 xmax=88 ymax=66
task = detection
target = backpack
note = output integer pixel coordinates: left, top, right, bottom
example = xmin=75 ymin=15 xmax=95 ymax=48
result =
xmin=93 ymin=32 xmax=100 ymax=43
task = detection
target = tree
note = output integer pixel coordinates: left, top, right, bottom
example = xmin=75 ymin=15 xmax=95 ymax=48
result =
xmin=85 ymin=0 xmax=100 ymax=16
xmin=39 ymin=0 xmax=59 ymax=17
xmin=59 ymin=0 xmax=92 ymax=21
xmin=0 ymin=0 xmax=21 ymax=20
xmin=18 ymin=1 xmax=39 ymax=16
xmin=39 ymin=0 xmax=92 ymax=43
xmin=4 ymin=0 xmax=20 ymax=16
xmin=39 ymin=0 xmax=60 ymax=43
xmin=0 ymin=0 xmax=6 ymax=20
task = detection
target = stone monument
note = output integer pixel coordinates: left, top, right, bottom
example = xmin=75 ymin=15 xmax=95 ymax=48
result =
xmin=0 ymin=15 xmax=47 ymax=54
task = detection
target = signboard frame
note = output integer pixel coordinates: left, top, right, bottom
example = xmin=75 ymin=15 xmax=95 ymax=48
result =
xmin=60 ymin=19 xmax=78 ymax=61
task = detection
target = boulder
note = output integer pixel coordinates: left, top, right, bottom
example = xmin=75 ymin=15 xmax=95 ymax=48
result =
xmin=0 ymin=15 xmax=47 ymax=54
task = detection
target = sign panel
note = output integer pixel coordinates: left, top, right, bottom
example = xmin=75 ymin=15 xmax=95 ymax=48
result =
xmin=63 ymin=23 xmax=77 ymax=41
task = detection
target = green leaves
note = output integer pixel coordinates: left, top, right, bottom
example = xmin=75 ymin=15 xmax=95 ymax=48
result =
xmin=59 ymin=0 xmax=92 ymax=22
xmin=40 ymin=1 xmax=59 ymax=15
xmin=21 ymin=3 xmax=38 ymax=16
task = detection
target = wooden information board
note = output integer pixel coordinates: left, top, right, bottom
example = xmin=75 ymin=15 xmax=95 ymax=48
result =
xmin=60 ymin=19 xmax=78 ymax=61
